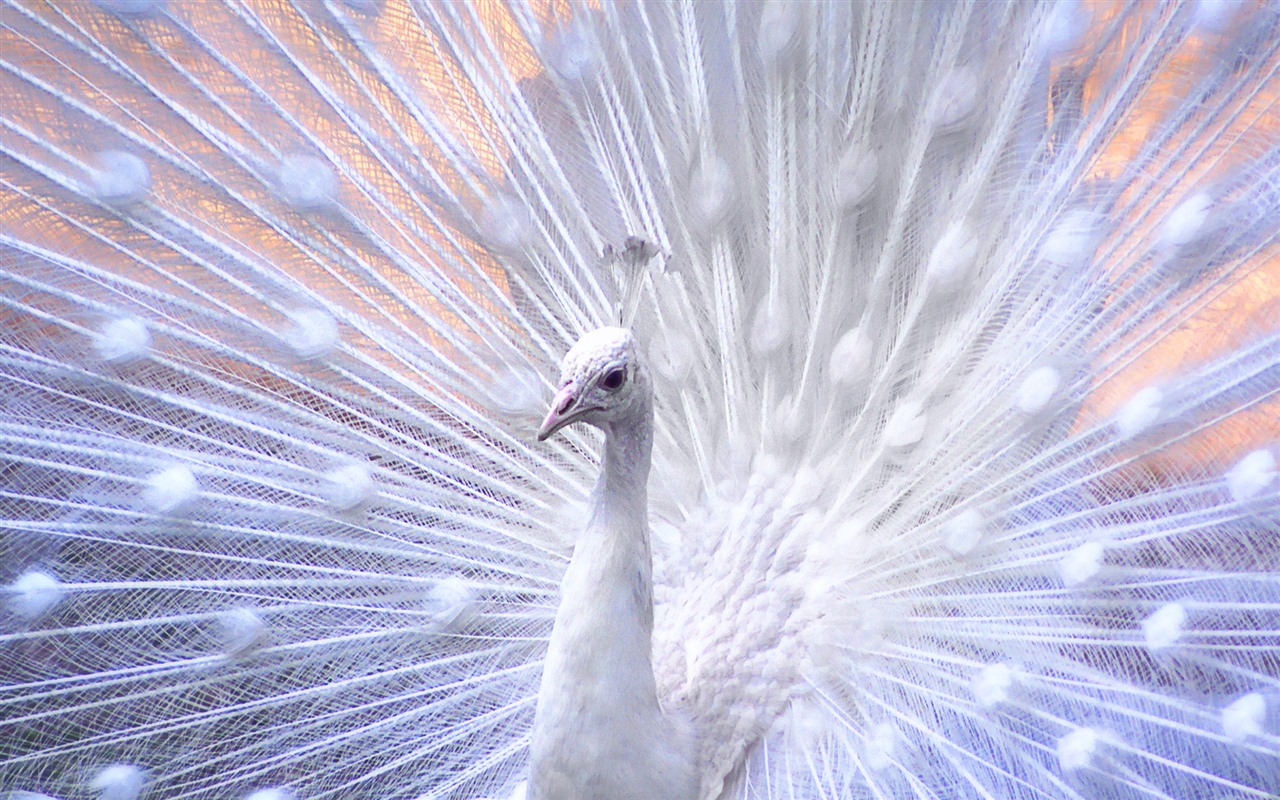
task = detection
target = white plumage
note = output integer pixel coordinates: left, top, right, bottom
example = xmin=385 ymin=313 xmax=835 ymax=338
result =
xmin=1 ymin=2 xmax=1279 ymax=799
xmin=529 ymin=327 xmax=696 ymax=799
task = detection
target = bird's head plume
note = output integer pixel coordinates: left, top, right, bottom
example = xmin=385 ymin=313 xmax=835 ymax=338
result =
xmin=538 ymin=327 xmax=649 ymax=441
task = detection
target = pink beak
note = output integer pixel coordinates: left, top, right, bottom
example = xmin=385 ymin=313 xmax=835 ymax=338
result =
xmin=537 ymin=385 xmax=580 ymax=441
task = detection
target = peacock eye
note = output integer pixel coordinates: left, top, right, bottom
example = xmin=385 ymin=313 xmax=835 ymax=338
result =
xmin=601 ymin=367 xmax=626 ymax=391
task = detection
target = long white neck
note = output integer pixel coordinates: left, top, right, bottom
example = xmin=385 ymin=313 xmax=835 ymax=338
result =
xmin=590 ymin=407 xmax=654 ymax=578
xmin=529 ymin=398 xmax=697 ymax=799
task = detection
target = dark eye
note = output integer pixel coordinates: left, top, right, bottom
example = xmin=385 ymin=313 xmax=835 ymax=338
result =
xmin=601 ymin=367 xmax=626 ymax=391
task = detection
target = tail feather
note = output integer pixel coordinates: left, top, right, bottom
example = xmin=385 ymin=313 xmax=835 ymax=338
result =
xmin=3 ymin=1 xmax=1280 ymax=799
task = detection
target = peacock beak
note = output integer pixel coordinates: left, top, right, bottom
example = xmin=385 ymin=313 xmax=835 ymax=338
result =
xmin=537 ymin=385 xmax=581 ymax=441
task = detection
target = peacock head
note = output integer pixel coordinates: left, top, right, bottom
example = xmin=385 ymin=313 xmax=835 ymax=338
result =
xmin=537 ymin=326 xmax=649 ymax=441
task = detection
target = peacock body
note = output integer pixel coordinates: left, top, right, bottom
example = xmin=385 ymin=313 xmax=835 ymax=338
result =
xmin=1 ymin=1 xmax=1279 ymax=799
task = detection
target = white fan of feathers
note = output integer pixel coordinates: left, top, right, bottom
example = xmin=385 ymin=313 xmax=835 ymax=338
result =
xmin=1 ymin=1 xmax=1279 ymax=800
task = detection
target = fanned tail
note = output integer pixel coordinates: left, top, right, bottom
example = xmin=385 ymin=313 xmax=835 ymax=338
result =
xmin=2 ymin=2 xmax=1279 ymax=800
xmin=1 ymin=2 xmax=589 ymax=797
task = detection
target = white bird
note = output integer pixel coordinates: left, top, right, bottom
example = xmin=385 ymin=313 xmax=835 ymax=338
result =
xmin=529 ymin=327 xmax=696 ymax=799
xmin=1 ymin=2 xmax=1279 ymax=800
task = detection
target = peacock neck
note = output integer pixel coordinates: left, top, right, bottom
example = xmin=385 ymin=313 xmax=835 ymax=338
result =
xmin=592 ymin=404 xmax=654 ymax=538
xmin=530 ymin=395 xmax=697 ymax=799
